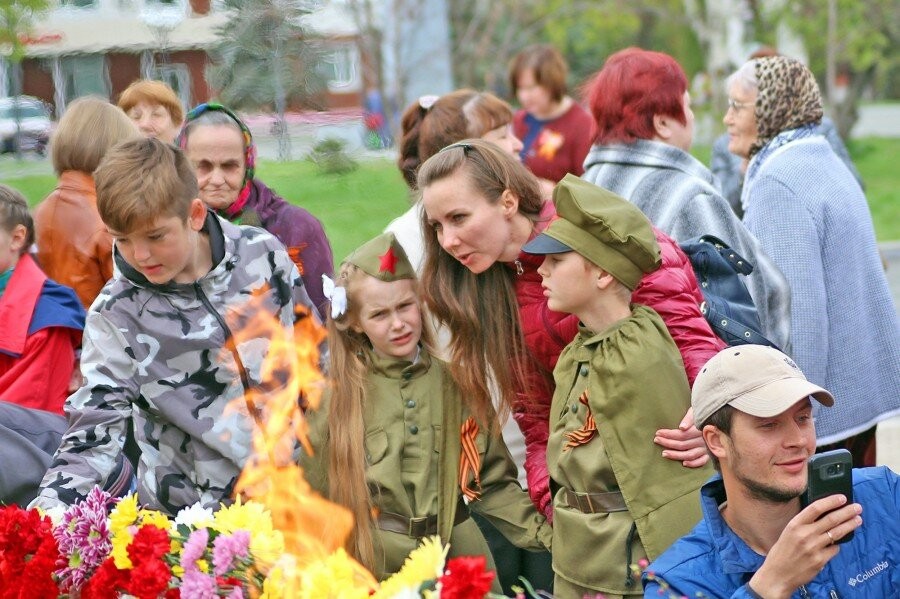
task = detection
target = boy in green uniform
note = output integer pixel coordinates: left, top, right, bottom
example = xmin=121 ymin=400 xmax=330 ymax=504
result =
xmin=522 ymin=174 xmax=713 ymax=598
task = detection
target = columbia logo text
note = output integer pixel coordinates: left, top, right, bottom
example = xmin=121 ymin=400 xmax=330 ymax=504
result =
xmin=848 ymin=560 xmax=889 ymax=586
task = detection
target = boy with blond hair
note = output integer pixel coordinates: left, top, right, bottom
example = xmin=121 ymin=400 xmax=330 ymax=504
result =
xmin=32 ymin=137 xmax=318 ymax=515
xmin=522 ymin=175 xmax=712 ymax=598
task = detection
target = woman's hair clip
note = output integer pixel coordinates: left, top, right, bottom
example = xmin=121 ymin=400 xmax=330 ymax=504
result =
xmin=440 ymin=141 xmax=473 ymax=155
xmin=322 ymin=274 xmax=348 ymax=319
xmin=418 ymin=94 xmax=439 ymax=111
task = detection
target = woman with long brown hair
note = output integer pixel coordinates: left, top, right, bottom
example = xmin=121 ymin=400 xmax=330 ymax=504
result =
xmin=388 ymin=89 xmax=558 ymax=594
xmin=417 ymin=140 xmax=725 ymax=525
xmin=388 ymin=88 xmax=523 ymax=270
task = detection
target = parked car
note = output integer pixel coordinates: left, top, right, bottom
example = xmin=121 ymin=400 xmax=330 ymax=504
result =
xmin=0 ymin=96 xmax=53 ymax=155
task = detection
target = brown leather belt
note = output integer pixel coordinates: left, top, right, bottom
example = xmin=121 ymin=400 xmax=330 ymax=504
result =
xmin=565 ymin=489 xmax=627 ymax=513
xmin=375 ymin=498 xmax=470 ymax=538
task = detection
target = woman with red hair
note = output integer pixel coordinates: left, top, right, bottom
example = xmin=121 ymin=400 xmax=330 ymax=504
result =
xmin=581 ymin=47 xmax=791 ymax=352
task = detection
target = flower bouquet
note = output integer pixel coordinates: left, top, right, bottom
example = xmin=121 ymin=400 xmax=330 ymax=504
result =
xmin=0 ymin=486 xmax=505 ymax=598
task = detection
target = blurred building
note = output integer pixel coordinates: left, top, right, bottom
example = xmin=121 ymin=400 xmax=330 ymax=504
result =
xmin=13 ymin=0 xmax=368 ymax=115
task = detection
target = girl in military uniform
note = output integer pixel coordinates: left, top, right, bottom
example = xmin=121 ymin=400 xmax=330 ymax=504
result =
xmin=302 ymin=232 xmax=551 ymax=586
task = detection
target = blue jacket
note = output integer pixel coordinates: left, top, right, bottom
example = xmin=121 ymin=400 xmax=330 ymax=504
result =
xmin=741 ymin=136 xmax=900 ymax=444
xmin=643 ymin=468 xmax=900 ymax=598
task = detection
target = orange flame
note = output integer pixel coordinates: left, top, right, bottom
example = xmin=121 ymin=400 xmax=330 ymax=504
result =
xmin=225 ymin=296 xmax=377 ymax=594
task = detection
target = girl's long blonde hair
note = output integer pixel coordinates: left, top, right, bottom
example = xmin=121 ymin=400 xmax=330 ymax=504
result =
xmin=325 ymin=263 xmax=435 ymax=570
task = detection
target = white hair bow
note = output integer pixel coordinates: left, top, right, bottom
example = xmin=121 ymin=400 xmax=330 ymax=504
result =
xmin=322 ymin=274 xmax=347 ymax=319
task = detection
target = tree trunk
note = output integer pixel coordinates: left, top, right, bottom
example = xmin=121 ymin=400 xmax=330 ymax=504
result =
xmin=831 ymin=65 xmax=876 ymax=140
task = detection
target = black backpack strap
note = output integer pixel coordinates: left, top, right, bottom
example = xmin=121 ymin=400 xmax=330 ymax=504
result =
xmin=698 ymin=234 xmax=754 ymax=275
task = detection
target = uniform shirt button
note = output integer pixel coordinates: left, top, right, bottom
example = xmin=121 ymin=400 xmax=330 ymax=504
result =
xmin=409 ymin=425 xmax=419 ymax=435
xmin=406 ymin=399 xmax=416 ymax=408
xmin=402 ymin=371 xmax=412 ymax=380
xmin=579 ymin=365 xmax=589 ymax=377
xmin=570 ymin=404 xmax=578 ymax=413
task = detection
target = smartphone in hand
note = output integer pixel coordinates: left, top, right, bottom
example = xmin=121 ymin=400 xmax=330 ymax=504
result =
xmin=801 ymin=449 xmax=854 ymax=543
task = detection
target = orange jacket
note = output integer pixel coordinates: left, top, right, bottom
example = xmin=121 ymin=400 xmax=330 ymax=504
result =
xmin=33 ymin=171 xmax=113 ymax=309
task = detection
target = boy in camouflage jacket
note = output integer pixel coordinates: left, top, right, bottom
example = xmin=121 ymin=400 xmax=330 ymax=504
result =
xmin=31 ymin=138 xmax=319 ymax=516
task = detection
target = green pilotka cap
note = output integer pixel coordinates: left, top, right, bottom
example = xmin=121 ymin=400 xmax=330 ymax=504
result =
xmin=522 ymin=174 xmax=661 ymax=290
xmin=343 ymin=232 xmax=416 ymax=281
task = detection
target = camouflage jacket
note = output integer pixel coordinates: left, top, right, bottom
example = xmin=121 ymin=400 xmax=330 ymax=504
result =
xmin=32 ymin=213 xmax=317 ymax=515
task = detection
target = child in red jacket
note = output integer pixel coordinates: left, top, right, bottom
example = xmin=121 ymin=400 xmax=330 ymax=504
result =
xmin=0 ymin=185 xmax=84 ymax=413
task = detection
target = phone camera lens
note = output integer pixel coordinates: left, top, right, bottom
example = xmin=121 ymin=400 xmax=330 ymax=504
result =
xmin=827 ymin=464 xmax=838 ymax=475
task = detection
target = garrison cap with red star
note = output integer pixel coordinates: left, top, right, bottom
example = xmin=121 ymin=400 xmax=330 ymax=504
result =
xmin=343 ymin=232 xmax=416 ymax=281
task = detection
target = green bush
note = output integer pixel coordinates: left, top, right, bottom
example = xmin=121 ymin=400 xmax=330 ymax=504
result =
xmin=306 ymin=137 xmax=358 ymax=175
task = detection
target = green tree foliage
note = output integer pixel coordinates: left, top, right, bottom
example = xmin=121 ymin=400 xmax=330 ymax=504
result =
xmin=448 ymin=0 xmax=703 ymax=100
xmin=775 ymin=0 xmax=899 ymax=139
xmin=207 ymin=0 xmax=325 ymax=111
xmin=0 ymin=0 xmax=49 ymax=63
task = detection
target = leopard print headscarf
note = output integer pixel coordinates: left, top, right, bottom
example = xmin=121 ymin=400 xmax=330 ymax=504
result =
xmin=750 ymin=56 xmax=823 ymax=157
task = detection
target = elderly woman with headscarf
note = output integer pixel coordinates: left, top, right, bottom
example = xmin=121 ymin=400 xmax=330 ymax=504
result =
xmin=581 ymin=48 xmax=791 ymax=351
xmin=725 ymin=56 xmax=900 ymax=464
xmin=178 ymin=103 xmax=333 ymax=311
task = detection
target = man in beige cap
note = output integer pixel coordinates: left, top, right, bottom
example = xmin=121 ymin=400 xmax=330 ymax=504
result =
xmin=644 ymin=345 xmax=900 ymax=598
xmin=523 ymin=174 xmax=712 ymax=598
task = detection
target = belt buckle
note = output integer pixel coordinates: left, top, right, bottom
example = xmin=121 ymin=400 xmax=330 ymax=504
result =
xmin=408 ymin=516 xmax=429 ymax=538
xmin=575 ymin=493 xmax=595 ymax=513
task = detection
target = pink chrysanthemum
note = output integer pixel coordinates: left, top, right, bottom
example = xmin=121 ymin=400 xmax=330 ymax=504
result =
xmin=180 ymin=568 xmax=218 ymax=599
xmin=53 ymin=486 xmax=117 ymax=591
xmin=212 ymin=530 xmax=250 ymax=576
xmin=181 ymin=527 xmax=211 ymax=573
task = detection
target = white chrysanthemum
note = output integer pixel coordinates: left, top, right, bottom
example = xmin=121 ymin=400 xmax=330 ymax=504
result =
xmin=41 ymin=505 xmax=67 ymax=527
xmin=172 ymin=502 xmax=215 ymax=531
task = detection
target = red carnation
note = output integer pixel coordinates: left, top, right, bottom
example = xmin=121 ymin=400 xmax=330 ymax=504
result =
xmin=81 ymin=558 xmax=129 ymax=599
xmin=124 ymin=525 xmax=174 ymax=599
xmin=124 ymin=558 xmax=172 ymax=599
xmin=0 ymin=506 xmax=57 ymax=599
xmin=17 ymin=532 xmax=59 ymax=599
xmin=439 ymin=555 xmax=495 ymax=599
xmin=128 ymin=525 xmax=172 ymax=562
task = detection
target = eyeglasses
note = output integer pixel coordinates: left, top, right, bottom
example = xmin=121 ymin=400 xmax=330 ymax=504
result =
xmin=726 ymin=98 xmax=755 ymax=113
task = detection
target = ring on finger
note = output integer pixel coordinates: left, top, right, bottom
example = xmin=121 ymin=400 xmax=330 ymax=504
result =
xmin=826 ymin=530 xmax=834 ymax=544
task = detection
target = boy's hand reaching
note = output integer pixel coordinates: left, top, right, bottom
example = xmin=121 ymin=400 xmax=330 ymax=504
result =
xmin=654 ymin=407 xmax=709 ymax=468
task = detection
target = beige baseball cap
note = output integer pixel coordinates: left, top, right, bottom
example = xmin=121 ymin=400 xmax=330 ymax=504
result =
xmin=692 ymin=345 xmax=835 ymax=427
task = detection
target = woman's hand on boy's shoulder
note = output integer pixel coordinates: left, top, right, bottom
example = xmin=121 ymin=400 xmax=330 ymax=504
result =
xmin=654 ymin=407 xmax=709 ymax=468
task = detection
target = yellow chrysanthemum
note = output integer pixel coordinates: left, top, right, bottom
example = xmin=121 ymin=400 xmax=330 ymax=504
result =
xmin=299 ymin=550 xmax=370 ymax=599
xmin=260 ymin=564 xmax=285 ymax=599
xmin=110 ymin=494 xmax=138 ymax=537
xmin=372 ymin=536 xmax=447 ymax=599
xmin=214 ymin=498 xmax=284 ymax=567
xmin=111 ymin=529 xmax=134 ymax=569
xmin=139 ymin=508 xmax=171 ymax=532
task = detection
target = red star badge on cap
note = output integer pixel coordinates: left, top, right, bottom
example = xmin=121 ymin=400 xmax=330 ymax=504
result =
xmin=379 ymin=246 xmax=398 ymax=274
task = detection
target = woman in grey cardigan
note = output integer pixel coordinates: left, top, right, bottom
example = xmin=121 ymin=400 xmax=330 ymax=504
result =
xmin=581 ymin=47 xmax=791 ymax=351
xmin=725 ymin=55 xmax=900 ymax=462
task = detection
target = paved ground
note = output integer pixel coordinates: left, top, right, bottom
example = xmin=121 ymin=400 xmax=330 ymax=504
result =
xmin=851 ymin=103 xmax=900 ymax=138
